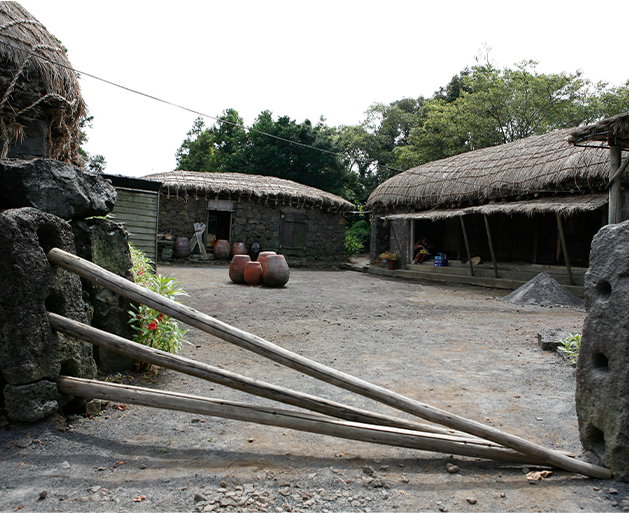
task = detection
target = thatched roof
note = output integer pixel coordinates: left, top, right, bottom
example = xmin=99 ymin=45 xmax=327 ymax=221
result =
xmin=0 ymin=2 xmax=87 ymax=165
xmin=383 ymin=193 xmax=608 ymax=221
xmin=367 ymin=128 xmax=611 ymax=212
xmin=569 ymin=111 xmax=629 ymax=148
xmin=145 ymin=171 xmax=354 ymax=213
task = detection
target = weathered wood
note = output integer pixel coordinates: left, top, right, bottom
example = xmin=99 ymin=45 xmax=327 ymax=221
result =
xmin=483 ymin=214 xmax=499 ymax=279
xmin=459 ymin=216 xmax=474 ymax=277
xmin=46 ymin=248 xmax=612 ymax=479
xmin=47 ymin=312 xmax=472 ymax=439
xmin=609 ymin=145 xmax=623 ymax=224
xmin=556 ymin=213 xmax=574 ymax=286
xmin=55 ymin=376 xmax=560 ymax=465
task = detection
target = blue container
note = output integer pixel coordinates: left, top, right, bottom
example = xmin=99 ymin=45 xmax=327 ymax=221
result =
xmin=434 ymin=253 xmax=448 ymax=267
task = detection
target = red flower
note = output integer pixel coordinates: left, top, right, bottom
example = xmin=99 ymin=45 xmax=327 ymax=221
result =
xmin=148 ymin=322 xmax=157 ymax=330
xmin=157 ymin=314 xmax=164 ymax=321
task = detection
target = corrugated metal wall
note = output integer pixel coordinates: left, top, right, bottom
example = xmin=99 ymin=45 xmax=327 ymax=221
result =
xmin=111 ymin=188 xmax=159 ymax=262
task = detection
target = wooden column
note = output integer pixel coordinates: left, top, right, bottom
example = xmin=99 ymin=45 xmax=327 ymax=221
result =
xmin=459 ymin=215 xmax=474 ymax=277
xmin=556 ymin=213 xmax=574 ymax=286
xmin=483 ymin=214 xmax=499 ymax=278
xmin=609 ymin=145 xmax=622 ymax=224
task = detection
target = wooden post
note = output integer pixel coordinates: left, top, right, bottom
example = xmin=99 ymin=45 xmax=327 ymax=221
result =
xmin=483 ymin=214 xmax=499 ymax=279
xmin=55 ymin=376 xmax=561 ymax=466
xmin=389 ymin=220 xmax=407 ymax=270
xmin=459 ymin=216 xmax=474 ymax=277
xmin=47 ymin=312 xmax=467 ymax=438
xmin=556 ymin=213 xmax=574 ymax=286
xmin=609 ymin=145 xmax=623 ymax=224
xmin=45 ymin=248 xmax=612 ymax=479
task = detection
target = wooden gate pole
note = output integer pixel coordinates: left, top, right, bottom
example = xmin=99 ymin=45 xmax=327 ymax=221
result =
xmin=555 ymin=213 xmax=574 ymax=286
xmin=46 ymin=248 xmax=611 ymax=479
xmin=47 ymin=312 xmax=469 ymax=438
xmin=55 ymin=376 xmax=557 ymax=466
xmin=459 ymin=216 xmax=474 ymax=277
xmin=483 ymin=214 xmax=499 ymax=279
xmin=609 ymin=145 xmax=623 ymax=224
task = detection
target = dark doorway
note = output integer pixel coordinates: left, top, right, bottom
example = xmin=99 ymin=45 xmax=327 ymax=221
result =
xmin=207 ymin=210 xmax=232 ymax=241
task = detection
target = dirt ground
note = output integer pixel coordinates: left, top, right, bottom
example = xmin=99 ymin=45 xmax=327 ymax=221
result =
xmin=1 ymin=265 xmax=627 ymax=512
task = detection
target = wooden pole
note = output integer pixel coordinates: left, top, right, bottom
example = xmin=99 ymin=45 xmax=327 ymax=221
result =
xmin=389 ymin=220 xmax=407 ymax=270
xmin=609 ymin=145 xmax=623 ymax=224
xmin=459 ymin=216 xmax=474 ymax=277
xmin=55 ymin=376 xmax=562 ymax=466
xmin=483 ymin=214 xmax=499 ymax=279
xmin=555 ymin=213 xmax=574 ymax=286
xmin=47 ymin=312 xmax=469 ymax=439
xmin=46 ymin=248 xmax=611 ymax=479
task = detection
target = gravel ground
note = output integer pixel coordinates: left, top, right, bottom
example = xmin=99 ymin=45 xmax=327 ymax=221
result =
xmin=1 ymin=265 xmax=628 ymax=512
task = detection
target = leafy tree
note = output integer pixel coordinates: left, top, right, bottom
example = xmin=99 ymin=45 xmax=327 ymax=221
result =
xmin=78 ymin=115 xmax=107 ymax=173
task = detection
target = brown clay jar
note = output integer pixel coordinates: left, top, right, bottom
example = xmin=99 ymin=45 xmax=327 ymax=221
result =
xmin=263 ymin=254 xmax=290 ymax=287
xmin=257 ymin=251 xmax=276 ymax=270
xmin=213 ymin=239 xmax=231 ymax=259
xmin=243 ymin=261 xmax=263 ymax=285
xmin=231 ymin=241 xmax=246 ymax=257
xmin=174 ymin=237 xmax=191 ymax=258
xmin=229 ymin=254 xmax=250 ymax=284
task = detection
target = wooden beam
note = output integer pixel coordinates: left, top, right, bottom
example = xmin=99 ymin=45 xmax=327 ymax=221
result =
xmin=46 ymin=312 xmax=468 ymax=439
xmin=556 ymin=213 xmax=574 ymax=286
xmin=609 ymin=145 xmax=623 ymax=224
xmin=459 ymin=216 xmax=474 ymax=277
xmin=55 ymin=376 xmax=565 ymax=466
xmin=483 ymin=214 xmax=499 ymax=279
xmin=46 ymin=248 xmax=611 ymax=479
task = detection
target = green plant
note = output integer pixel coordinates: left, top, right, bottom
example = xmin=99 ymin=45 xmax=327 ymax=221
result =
xmin=128 ymin=245 xmax=189 ymax=370
xmin=346 ymin=219 xmax=371 ymax=249
xmin=344 ymin=231 xmax=364 ymax=258
xmin=557 ymin=333 xmax=581 ymax=365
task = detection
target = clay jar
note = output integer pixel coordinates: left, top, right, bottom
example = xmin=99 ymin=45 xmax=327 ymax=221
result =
xmin=174 ymin=237 xmax=191 ymax=258
xmin=243 ymin=261 xmax=263 ymax=285
xmin=229 ymin=254 xmax=250 ymax=284
xmin=213 ymin=239 xmax=231 ymax=259
xmin=231 ymin=241 xmax=246 ymax=257
xmin=263 ymin=254 xmax=290 ymax=287
xmin=257 ymin=251 xmax=276 ymax=270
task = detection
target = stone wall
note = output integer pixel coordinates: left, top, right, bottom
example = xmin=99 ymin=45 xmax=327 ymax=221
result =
xmin=159 ymin=194 xmax=347 ymax=262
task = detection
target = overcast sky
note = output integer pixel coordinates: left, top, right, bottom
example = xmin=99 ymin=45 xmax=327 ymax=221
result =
xmin=19 ymin=1 xmax=629 ymax=178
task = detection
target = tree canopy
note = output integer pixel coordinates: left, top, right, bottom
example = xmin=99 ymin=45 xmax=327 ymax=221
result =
xmin=175 ymin=60 xmax=629 ymax=204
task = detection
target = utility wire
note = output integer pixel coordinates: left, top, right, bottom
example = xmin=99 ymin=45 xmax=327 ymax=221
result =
xmin=0 ymin=39 xmax=606 ymax=198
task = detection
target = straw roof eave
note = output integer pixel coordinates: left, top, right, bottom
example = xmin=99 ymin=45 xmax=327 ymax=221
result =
xmin=367 ymin=128 xmax=613 ymax=212
xmin=569 ymin=111 xmax=629 ymax=148
xmin=0 ymin=3 xmax=87 ymax=165
xmin=144 ymin=171 xmax=354 ymax=213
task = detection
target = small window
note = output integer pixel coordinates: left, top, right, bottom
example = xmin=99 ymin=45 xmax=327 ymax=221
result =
xmin=280 ymin=212 xmax=307 ymax=255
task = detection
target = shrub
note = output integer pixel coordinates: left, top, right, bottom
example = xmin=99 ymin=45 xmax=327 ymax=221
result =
xmin=344 ymin=231 xmax=364 ymax=258
xmin=347 ymin=219 xmax=371 ymax=249
xmin=128 ymin=245 xmax=189 ymax=370
xmin=557 ymin=333 xmax=581 ymax=366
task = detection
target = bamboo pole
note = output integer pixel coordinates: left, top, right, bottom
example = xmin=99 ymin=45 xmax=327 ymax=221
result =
xmin=55 ymin=376 xmax=559 ymax=466
xmin=483 ymin=214 xmax=499 ymax=279
xmin=555 ymin=213 xmax=574 ymax=286
xmin=459 ymin=216 xmax=474 ymax=277
xmin=47 ymin=312 xmax=471 ymax=439
xmin=46 ymin=248 xmax=611 ymax=479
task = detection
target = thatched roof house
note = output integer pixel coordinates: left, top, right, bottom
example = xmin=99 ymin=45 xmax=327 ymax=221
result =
xmin=569 ymin=111 xmax=629 ymax=148
xmin=367 ymin=128 xmax=621 ymax=288
xmin=144 ymin=171 xmax=353 ymax=263
xmin=0 ymin=3 xmax=86 ymax=165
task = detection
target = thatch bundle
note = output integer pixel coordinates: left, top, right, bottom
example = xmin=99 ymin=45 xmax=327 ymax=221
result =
xmin=368 ymin=128 xmax=612 ymax=212
xmin=0 ymin=2 xmax=86 ymax=165
xmin=146 ymin=171 xmax=354 ymax=213
xmin=569 ymin=111 xmax=629 ymax=148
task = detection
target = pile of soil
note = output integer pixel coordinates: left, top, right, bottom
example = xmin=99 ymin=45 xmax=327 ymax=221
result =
xmin=501 ymin=272 xmax=584 ymax=308
xmin=1 ymin=267 xmax=625 ymax=512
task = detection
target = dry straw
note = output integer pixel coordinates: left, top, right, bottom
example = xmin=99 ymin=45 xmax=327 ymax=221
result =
xmin=368 ymin=128 xmax=614 ymax=212
xmin=0 ymin=2 xmax=86 ymax=165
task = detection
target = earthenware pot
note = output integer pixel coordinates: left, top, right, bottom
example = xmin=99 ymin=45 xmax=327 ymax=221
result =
xmin=386 ymin=259 xmax=396 ymax=270
xmin=231 ymin=241 xmax=247 ymax=257
xmin=257 ymin=251 xmax=276 ymax=270
xmin=263 ymin=254 xmax=290 ymax=287
xmin=249 ymin=241 xmax=261 ymax=261
xmin=243 ymin=261 xmax=263 ymax=285
xmin=229 ymin=254 xmax=250 ymax=284
xmin=213 ymin=239 xmax=231 ymax=259
xmin=174 ymin=237 xmax=191 ymax=258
